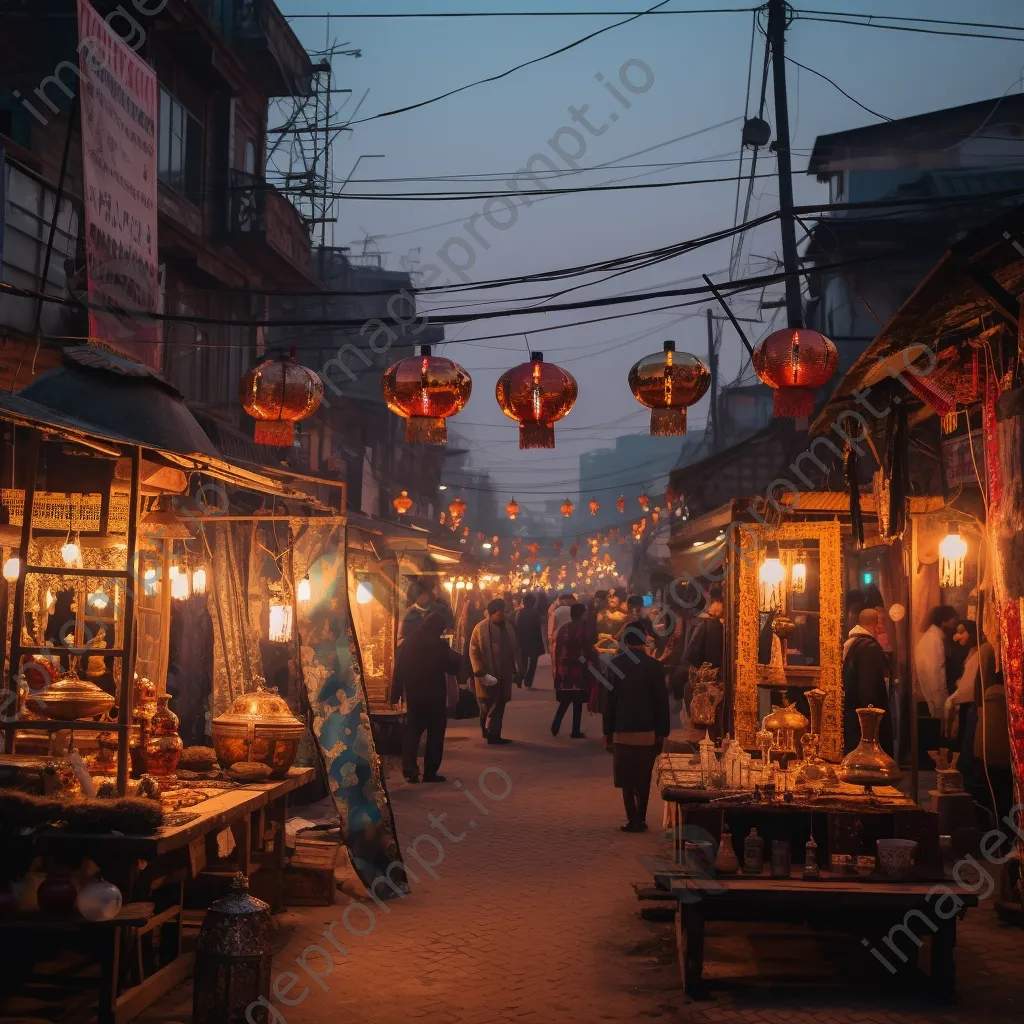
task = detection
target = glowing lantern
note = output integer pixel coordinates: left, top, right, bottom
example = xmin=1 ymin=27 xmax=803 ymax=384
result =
xmin=526 ymin=542 xmax=540 ymax=558
xmin=3 ymin=556 xmax=20 ymax=582
xmin=169 ymin=565 xmax=190 ymax=601
xmin=268 ymin=600 xmax=294 ymax=643
xmin=382 ymin=344 xmax=472 ymax=444
xmin=297 ymin=575 xmax=312 ymax=603
xmin=240 ymin=350 xmax=323 ymax=446
xmin=61 ymin=536 xmax=81 ymax=567
xmin=355 ymin=581 xmax=373 ymax=604
xmin=495 ymin=351 xmax=577 ymax=449
xmin=651 ymin=509 xmax=660 ymax=522
xmin=759 ymin=541 xmax=785 ymax=611
xmin=506 ymin=498 xmax=519 ymax=520
xmin=790 ymin=554 xmax=807 ymax=594
xmin=393 ymin=491 xmax=413 ymax=515
xmin=192 ymin=567 xmax=208 ymax=596
xmin=628 ymin=340 xmax=710 ymax=435
xmin=448 ymin=497 xmax=467 ymax=521
xmin=752 ymin=327 xmax=838 ymax=418
xmin=639 ymin=492 xmax=650 ymax=512
xmin=616 ymin=495 xmax=625 ymax=514
xmin=560 ymin=498 xmax=574 ymax=518
xmin=589 ymin=496 xmax=599 ymax=516
xmin=939 ymin=529 xmax=968 ymax=588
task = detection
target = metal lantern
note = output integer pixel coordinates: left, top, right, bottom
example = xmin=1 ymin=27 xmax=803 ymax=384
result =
xmin=628 ymin=340 xmax=710 ymax=435
xmin=506 ymin=498 xmax=519 ymax=520
xmin=589 ymin=496 xmax=599 ymax=516
xmin=752 ymin=327 xmax=838 ymax=418
xmin=495 ymin=351 xmax=577 ymax=449
xmin=382 ymin=344 xmax=472 ymax=444
xmin=193 ymin=873 xmax=273 ymax=1024
xmin=560 ymin=498 xmax=574 ymax=518
xmin=240 ymin=351 xmax=323 ymax=446
xmin=393 ymin=490 xmax=413 ymax=515
xmin=616 ymin=495 xmax=626 ymax=514
xmin=448 ymin=496 xmax=467 ymax=521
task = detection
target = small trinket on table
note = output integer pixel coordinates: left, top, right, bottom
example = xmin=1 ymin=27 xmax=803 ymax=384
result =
xmin=743 ymin=828 xmax=764 ymax=874
xmin=770 ymin=839 xmax=792 ymax=878
xmin=715 ymin=825 xmax=739 ymax=874
xmin=803 ymin=835 xmax=820 ymax=879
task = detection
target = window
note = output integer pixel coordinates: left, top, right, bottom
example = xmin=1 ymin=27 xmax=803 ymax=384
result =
xmin=244 ymin=140 xmax=256 ymax=176
xmin=158 ymin=87 xmax=203 ymax=200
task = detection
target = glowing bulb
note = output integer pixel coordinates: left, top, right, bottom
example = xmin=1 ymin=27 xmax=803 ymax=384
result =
xmin=465 ymin=581 xmax=474 ymax=590
xmin=455 ymin=580 xmax=465 ymax=590
xmin=297 ymin=575 xmax=312 ymax=603
xmin=88 ymin=590 xmax=110 ymax=610
xmin=61 ymin=540 xmax=81 ymax=566
xmin=2 ymin=556 xmax=20 ymax=582
xmin=192 ymin=567 xmax=207 ymax=595
xmin=939 ymin=532 xmax=968 ymax=562
xmin=443 ymin=580 xmax=454 ymax=592
xmin=791 ymin=560 xmax=807 ymax=594
xmin=759 ymin=557 xmax=785 ymax=587
xmin=354 ymin=580 xmax=373 ymax=605
xmin=268 ymin=603 xmax=294 ymax=643
xmin=171 ymin=568 xmax=190 ymax=601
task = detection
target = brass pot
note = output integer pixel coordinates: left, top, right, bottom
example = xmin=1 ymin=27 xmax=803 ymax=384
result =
xmin=762 ymin=699 xmax=808 ymax=757
xmin=211 ymin=677 xmax=303 ymax=779
xmin=25 ymin=672 xmax=115 ymax=721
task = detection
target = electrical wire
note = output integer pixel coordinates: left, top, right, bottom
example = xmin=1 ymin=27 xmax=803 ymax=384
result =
xmin=793 ymin=13 xmax=1024 ymax=44
xmin=284 ymin=8 xmax=758 ymax=18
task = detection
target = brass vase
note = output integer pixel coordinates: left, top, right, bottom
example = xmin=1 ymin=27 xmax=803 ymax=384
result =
xmin=839 ymin=705 xmax=902 ymax=788
xmin=145 ymin=696 xmax=183 ymax=780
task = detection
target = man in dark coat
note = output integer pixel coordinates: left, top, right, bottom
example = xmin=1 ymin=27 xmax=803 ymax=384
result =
xmin=514 ymin=593 xmax=545 ymax=689
xmin=391 ymin=612 xmax=461 ymax=783
xmin=842 ymin=607 xmax=892 ymax=755
xmin=602 ymin=622 xmax=671 ymax=832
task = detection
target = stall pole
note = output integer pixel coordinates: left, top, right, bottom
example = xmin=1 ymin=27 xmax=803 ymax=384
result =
xmin=116 ymin=445 xmax=142 ymax=797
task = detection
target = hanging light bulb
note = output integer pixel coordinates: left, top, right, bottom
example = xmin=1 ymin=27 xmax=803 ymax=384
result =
xmin=355 ymin=580 xmax=373 ymax=605
xmin=88 ymin=590 xmax=110 ymax=610
xmin=297 ymin=574 xmax=312 ymax=603
xmin=939 ymin=528 xmax=968 ymax=588
xmin=791 ymin=552 xmax=807 ymax=594
xmin=192 ymin=566 xmax=208 ymax=596
xmin=268 ymin=600 xmax=294 ymax=643
xmin=170 ymin=565 xmax=190 ymax=601
xmin=61 ymin=534 xmax=81 ymax=567
xmin=2 ymin=556 xmax=20 ymax=582
xmin=759 ymin=541 xmax=785 ymax=611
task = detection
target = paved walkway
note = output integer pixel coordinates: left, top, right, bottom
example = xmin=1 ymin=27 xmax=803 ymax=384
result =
xmin=142 ymin=659 xmax=1024 ymax=1024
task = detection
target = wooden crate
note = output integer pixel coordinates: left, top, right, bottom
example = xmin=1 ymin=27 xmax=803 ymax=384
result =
xmin=283 ymin=835 xmax=341 ymax=907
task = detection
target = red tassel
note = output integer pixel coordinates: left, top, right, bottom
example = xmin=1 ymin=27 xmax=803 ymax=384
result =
xmin=519 ymin=422 xmax=555 ymax=449
xmin=253 ymin=420 xmax=295 ymax=446
xmin=650 ymin=408 xmax=687 ymax=436
xmin=773 ymin=387 xmax=814 ymax=418
xmin=404 ymin=416 xmax=447 ymax=444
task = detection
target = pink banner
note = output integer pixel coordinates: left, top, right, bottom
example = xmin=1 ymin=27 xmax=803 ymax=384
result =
xmin=77 ymin=0 xmax=161 ymax=370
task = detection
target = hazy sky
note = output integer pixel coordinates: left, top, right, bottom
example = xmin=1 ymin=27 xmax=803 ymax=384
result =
xmin=277 ymin=1 xmax=1024 ymax=509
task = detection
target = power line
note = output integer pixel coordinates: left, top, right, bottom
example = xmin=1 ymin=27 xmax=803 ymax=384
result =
xmin=284 ymin=8 xmax=756 ymax=18
xmin=793 ymin=14 xmax=1024 ymax=44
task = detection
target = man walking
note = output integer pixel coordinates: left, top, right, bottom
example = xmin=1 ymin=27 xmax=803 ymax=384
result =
xmin=470 ymin=598 xmax=523 ymax=745
xmin=603 ymin=622 xmax=671 ymax=833
xmin=514 ymin=593 xmax=545 ymax=689
xmin=547 ymin=591 xmax=575 ymax=655
xmin=842 ymin=607 xmax=892 ymax=754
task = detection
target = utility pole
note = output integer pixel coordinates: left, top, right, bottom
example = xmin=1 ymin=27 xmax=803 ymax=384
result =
xmin=706 ymin=308 xmax=719 ymax=454
xmin=767 ymin=0 xmax=803 ymax=329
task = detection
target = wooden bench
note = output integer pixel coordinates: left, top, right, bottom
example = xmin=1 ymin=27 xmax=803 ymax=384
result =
xmin=670 ymin=875 xmax=978 ymax=1003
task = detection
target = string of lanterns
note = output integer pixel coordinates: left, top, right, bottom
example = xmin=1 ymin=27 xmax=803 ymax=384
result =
xmin=238 ymin=327 xmax=840 ymax=451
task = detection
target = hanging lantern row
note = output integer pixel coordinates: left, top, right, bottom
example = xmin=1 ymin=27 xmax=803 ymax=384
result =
xmin=628 ymin=340 xmax=710 ymax=436
xmin=496 ymin=352 xmax=578 ymax=450
xmin=382 ymin=345 xmax=472 ymax=444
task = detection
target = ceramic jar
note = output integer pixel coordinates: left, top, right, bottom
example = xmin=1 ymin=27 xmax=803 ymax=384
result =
xmin=37 ymin=873 xmax=78 ymax=914
xmin=77 ymin=878 xmax=123 ymax=921
xmin=145 ymin=696 xmax=183 ymax=779
xmin=743 ymin=828 xmax=764 ymax=874
xmin=714 ymin=825 xmax=739 ymax=874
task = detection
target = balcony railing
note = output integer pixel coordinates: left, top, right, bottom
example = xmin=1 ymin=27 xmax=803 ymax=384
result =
xmin=224 ymin=169 xmax=316 ymax=283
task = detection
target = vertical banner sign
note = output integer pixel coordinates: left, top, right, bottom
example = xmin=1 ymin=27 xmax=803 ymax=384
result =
xmin=77 ymin=0 xmax=161 ymax=369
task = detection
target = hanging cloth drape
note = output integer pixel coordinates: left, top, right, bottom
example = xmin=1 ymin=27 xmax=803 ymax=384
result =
xmin=845 ymin=443 xmax=864 ymax=550
xmin=206 ymin=521 xmax=265 ymax=717
xmin=292 ymin=522 xmax=404 ymax=888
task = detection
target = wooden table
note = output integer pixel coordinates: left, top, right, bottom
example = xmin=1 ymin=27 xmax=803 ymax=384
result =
xmin=670 ymin=874 xmax=978 ymax=1003
xmin=8 ymin=767 xmax=314 ymax=1024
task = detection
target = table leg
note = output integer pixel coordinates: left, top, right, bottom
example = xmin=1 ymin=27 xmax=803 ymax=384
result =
xmin=930 ymin=916 xmax=956 ymax=1004
xmin=675 ymin=904 xmax=707 ymax=998
xmin=98 ymin=924 xmax=122 ymax=1024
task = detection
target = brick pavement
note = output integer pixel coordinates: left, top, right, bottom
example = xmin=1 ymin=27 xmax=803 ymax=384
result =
xmin=141 ymin=659 xmax=1024 ymax=1024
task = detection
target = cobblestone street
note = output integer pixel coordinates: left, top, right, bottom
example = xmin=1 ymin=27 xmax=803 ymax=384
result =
xmin=144 ymin=660 xmax=1024 ymax=1024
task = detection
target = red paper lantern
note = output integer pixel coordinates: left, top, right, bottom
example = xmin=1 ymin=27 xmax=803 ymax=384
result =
xmin=495 ymin=351 xmax=577 ymax=450
xmin=752 ymin=327 xmax=839 ymax=418
xmin=589 ymin=496 xmax=599 ymax=516
xmin=616 ymin=495 xmax=626 ymax=514
xmin=506 ymin=498 xmax=519 ymax=521
xmin=392 ymin=490 xmax=413 ymax=515
xmin=639 ymin=491 xmax=650 ymax=512
xmin=628 ymin=340 xmax=710 ymax=435
xmin=382 ymin=345 xmax=472 ymax=443
xmin=448 ymin=496 xmax=467 ymax=521
xmin=240 ymin=351 xmax=323 ymax=447
xmin=560 ymin=498 xmax=574 ymax=518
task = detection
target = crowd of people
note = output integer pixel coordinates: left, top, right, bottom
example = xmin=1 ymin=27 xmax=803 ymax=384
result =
xmin=389 ymin=582 xmax=698 ymax=831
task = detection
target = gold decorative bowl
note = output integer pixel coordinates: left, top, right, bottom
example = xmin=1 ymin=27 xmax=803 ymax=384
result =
xmin=25 ymin=672 xmax=115 ymax=721
xmin=211 ymin=678 xmax=304 ymax=779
